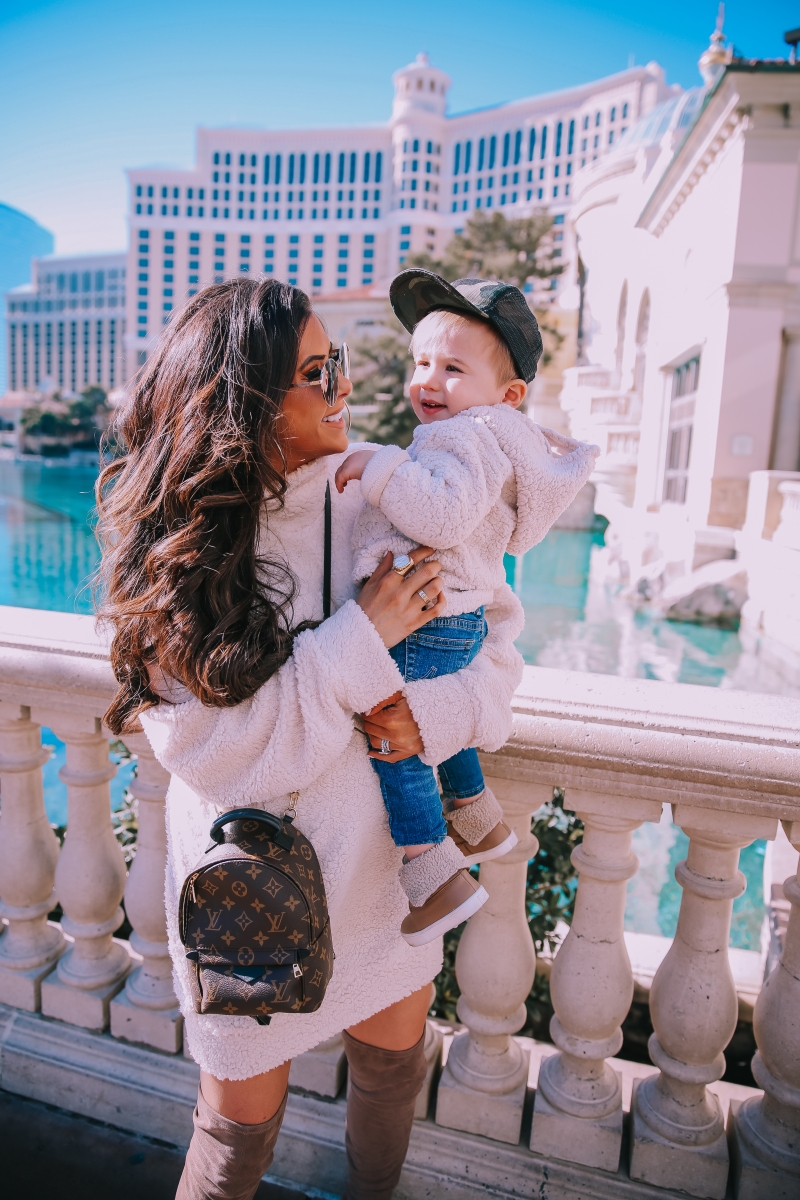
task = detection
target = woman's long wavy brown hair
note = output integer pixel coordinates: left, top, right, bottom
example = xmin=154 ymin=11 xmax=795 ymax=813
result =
xmin=96 ymin=277 xmax=313 ymax=734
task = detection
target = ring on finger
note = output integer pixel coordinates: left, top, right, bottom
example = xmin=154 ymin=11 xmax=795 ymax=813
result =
xmin=392 ymin=553 xmax=415 ymax=577
xmin=379 ymin=737 xmax=391 ymax=755
xmin=418 ymin=588 xmax=429 ymax=603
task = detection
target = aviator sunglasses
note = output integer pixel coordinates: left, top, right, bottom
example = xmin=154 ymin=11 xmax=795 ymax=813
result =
xmin=295 ymin=343 xmax=351 ymax=406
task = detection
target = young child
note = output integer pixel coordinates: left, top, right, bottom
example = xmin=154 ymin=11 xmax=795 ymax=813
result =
xmin=335 ymin=270 xmax=599 ymax=946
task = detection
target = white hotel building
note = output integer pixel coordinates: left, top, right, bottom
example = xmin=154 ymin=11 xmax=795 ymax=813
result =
xmin=5 ymin=252 xmax=127 ymax=394
xmin=126 ymin=54 xmax=676 ymax=368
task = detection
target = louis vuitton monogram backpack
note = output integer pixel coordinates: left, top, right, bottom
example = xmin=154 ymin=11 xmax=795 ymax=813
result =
xmin=178 ymin=804 xmax=334 ymax=1025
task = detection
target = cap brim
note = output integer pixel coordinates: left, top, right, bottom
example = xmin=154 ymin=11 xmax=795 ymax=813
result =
xmin=389 ymin=268 xmax=491 ymax=335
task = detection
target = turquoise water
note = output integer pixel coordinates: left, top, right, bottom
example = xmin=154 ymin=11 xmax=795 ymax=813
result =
xmin=0 ymin=461 xmax=99 ymax=613
xmin=0 ymin=460 xmax=771 ymax=948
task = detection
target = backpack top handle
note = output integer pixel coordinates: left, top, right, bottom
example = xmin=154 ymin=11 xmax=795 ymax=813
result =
xmin=208 ymin=808 xmax=294 ymax=853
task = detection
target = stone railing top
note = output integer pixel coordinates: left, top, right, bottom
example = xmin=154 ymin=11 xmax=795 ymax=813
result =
xmin=2 ymin=604 xmax=800 ymax=819
xmin=486 ymin=666 xmax=800 ymax=820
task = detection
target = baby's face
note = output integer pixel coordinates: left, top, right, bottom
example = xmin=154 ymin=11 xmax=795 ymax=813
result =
xmin=409 ymin=317 xmax=523 ymax=423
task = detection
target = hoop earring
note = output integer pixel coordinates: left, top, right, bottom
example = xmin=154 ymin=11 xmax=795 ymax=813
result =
xmin=343 ymin=401 xmax=351 ymax=435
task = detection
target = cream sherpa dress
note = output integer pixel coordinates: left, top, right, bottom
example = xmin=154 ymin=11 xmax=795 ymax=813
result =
xmin=141 ymin=448 xmax=524 ymax=1080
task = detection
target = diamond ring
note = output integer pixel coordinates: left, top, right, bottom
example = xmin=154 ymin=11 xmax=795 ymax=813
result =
xmin=418 ymin=589 xmax=429 ymax=603
xmin=392 ymin=553 xmax=415 ymax=576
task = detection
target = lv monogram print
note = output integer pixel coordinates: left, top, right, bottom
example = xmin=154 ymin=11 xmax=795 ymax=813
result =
xmin=179 ymin=814 xmax=334 ymax=1023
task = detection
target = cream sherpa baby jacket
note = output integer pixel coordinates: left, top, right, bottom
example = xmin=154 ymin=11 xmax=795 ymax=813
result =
xmin=352 ymin=405 xmax=600 ymax=617
xmin=141 ymin=449 xmax=525 ymax=1080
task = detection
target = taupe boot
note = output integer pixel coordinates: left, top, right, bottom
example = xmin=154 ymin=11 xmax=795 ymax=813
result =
xmin=398 ymin=838 xmax=487 ymax=946
xmin=446 ymin=786 xmax=517 ymax=866
xmin=343 ymin=1029 xmax=428 ymax=1199
xmin=175 ymin=1086 xmax=287 ymax=1200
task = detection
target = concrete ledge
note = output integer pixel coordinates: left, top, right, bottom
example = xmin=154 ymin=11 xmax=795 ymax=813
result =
xmin=0 ymin=1003 xmax=762 ymax=1200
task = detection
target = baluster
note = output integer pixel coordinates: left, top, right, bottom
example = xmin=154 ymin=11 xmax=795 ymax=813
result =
xmin=0 ymin=705 xmax=65 ymax=1009
xmin=40 ymin=715 xmax=131 ymax=1030
xmin=730 ymin=818 xmax=800 ymax=1197
xmin=435 ymin=778 xmax=544 ymax=1145
xmin=290 ymin=1033 xmax=348 ymax=1098
xmin=110 ymin=732 xmax=183 ymax=1053
xmin=531 ymin=791 xmax=660 ymax=1171
xmin=630 ymin=806 xmax=777 ymax=1199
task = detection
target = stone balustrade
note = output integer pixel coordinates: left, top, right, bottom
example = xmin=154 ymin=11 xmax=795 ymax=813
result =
xmin=774 ymin=480 xmax=800 ymax=551
xmin=1 ymin=604 xmax=800 ymax=1200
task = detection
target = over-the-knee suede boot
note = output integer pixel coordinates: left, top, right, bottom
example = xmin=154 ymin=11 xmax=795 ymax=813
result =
xmin=175 ymin=1086 xmax=288 ymax=1200
xmin=342 ymin=1028 xmax=427 ymax=1199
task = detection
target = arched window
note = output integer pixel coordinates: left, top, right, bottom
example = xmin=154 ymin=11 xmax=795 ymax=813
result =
xmin=488 ymin=135 xmax=496 ymax=169
xmin=528 ymin=127 xmax=536 ymax=160
xmin=615 ymin=281 xmax=628 ymax=382
xmin=633 ymin=290 xmax=650 ymax=394
xmin=502 ymin=132 xmax=510 ymax=167
xmin=478 ymin=137 xmax=485 ymax=171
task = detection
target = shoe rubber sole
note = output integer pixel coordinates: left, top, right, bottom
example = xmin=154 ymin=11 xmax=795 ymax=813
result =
xmin=460 ymin=828 xmax=518 ymax=868
xmin=401 ymin=884 xmax=489 ymax=947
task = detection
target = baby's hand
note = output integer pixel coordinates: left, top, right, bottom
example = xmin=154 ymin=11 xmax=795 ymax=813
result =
xmin=335 ymin=449 xmax=377 ymax=493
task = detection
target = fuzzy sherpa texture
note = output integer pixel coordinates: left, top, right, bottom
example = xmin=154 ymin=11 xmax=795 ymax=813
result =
xmin=399 ymin=837 xmax=466 ymax=907
xmin=446 ymin=786 xmax=504 ymax=845
xmin=141 ymin=451 xmax=524 ymax=1081
xmin=352 ymin=406 xmax=600 ymax=617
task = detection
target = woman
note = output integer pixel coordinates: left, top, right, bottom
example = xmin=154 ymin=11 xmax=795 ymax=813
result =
xmin=97 ymin=278 xmax=524 ymax=1200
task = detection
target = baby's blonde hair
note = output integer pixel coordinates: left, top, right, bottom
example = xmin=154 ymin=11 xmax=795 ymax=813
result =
xmin=410 ymin=308 xmax=518 ymax=386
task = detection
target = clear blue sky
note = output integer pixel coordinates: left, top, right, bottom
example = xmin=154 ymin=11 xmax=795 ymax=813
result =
xmin=0 ymin=0 xmax=794 ymax=254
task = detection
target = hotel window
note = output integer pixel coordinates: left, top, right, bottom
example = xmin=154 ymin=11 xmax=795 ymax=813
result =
xmin=540 ymin=126 xmax=547 ymax=158
xmin=568 ymin=119 xmax=575 ymax=155
xmin=663 ymin=356 xmax=700 ymax=504
xmin=502 ymin=133 xmax=510 ymax=167
xmin=622 ymin=102 xmax=629 ymax=118
xmin=595 ymin=111 xmax=601 ymax=126
xmin=514 ymin=130 xmax=522 ymax=165
xmin=488 ymin=135 xmax=496 ymax=169
xmin=528 ymin=127 xmax=536 ymax=161
xmin=610 ymin=107 xmax=616 ymax=122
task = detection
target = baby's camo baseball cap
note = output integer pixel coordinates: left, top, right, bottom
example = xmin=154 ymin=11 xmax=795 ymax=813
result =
xmin=389 ymin=267 xmax=544 ymax=383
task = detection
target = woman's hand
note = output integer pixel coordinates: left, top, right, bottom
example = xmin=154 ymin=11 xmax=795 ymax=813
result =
xmin=363 ymin=692 xmax=424 ymax=763
xmin=356 ymin=547 xmax=446 ymax=649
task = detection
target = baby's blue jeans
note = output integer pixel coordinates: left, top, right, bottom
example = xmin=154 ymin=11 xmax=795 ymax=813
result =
xmin=371 ymin=608 xmax=487 ymax=847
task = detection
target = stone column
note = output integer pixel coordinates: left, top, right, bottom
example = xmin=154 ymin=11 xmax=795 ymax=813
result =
xmin=531 ymin=791 xmax=660 ymax=1171
xmin=631 ymin=806 xmax=777 ymax=1199
xmin=110 ymin=732 xmax=183 ymax=1053
xmin=772 ymin=329 xmax=800 ymax=472
xmin=290 ymin=1032 xmax=348 ymax=1098
xmin=436 ymin=779 xmax=545 ymax=1145
xmin=41 ymin=715 xmax=131 ymax=1030
xmin=0 ymin=705 xmax=65 ymax=1009
xmin=730 ymin=818 xmax=800 ymax=1198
